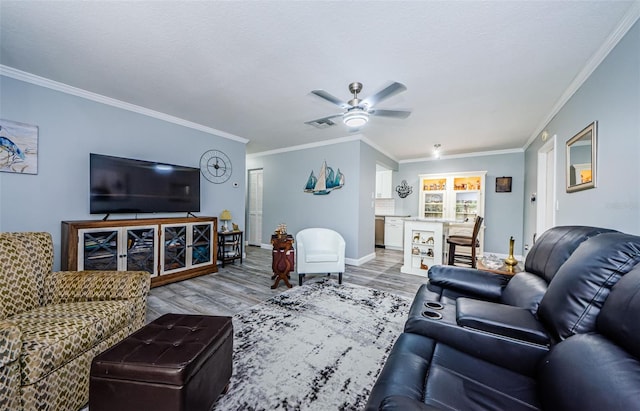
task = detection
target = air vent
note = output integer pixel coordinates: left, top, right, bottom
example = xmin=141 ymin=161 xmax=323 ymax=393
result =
xmin=307 ymin=118 xmax=336 ymax=129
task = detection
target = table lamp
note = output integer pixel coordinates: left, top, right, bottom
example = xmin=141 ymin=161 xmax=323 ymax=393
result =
xmin=220 ymin=209 xmax=232 ymax=232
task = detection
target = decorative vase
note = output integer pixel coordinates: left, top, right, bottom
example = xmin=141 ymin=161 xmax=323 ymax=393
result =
xmin=504 ymin=236 xmax=518 ymax=267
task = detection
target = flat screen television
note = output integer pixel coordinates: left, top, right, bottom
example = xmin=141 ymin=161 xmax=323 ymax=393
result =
xmin=90 ymin=153 xmax=200 ymax=214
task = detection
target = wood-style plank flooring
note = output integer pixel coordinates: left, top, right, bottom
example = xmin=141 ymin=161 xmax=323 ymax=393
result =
xmin=146 ymin=246 xmax=424 ymax=322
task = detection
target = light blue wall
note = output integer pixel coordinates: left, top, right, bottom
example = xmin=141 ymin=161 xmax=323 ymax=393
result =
xmin=247 ymin=140 xmax=522 ymax=259
xmin=524 ymin=20 xmax=640 ymax=243
xmin=360 ymin=142 xmax=398 ymax=257
xmin=395 ymin=152 xmax=526 ymax=254
xmin=0 ymin=76 xmax=247 ymax=269
xmin=246 ymin=140 xmax=362 ymax=259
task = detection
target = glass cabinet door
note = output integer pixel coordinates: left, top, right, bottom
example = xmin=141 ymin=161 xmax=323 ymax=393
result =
xmin=80 ymin=229 xmax=119 ymax=271
xmin=423 ymin=193 xmax=444 ymax=219
xmin=421 ymin=177 xmax=447 ymax=219
xmin=126 ymin=227 xmax=157 ymax=275
xmin=163 ymin=225 xmax=187 ymax=272
xmin=191 ymin=223 xmax=212 ymax=266
xmin=455 ymin=192 xmax=479 ymax=221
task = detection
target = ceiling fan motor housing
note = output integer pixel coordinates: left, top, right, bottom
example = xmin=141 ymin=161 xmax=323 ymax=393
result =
xmin=306 ymin=81 xmax=409 ymax=128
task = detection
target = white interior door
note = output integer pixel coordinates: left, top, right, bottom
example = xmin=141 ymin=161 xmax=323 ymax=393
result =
xmin=248 ymin=169 xmax=263 ymax=246
xmin=536 ymin=135 xmax=556 ymax=240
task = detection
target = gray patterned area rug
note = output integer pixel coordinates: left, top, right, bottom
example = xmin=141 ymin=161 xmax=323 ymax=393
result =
xmin=212 ymin=279 xmax=410 ymax=411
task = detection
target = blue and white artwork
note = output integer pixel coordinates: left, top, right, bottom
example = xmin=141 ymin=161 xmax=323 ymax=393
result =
xmin=0 ymin=119 xmax=38 ymax=174
xmin=304 ymin=161 xmax=345 ymax=195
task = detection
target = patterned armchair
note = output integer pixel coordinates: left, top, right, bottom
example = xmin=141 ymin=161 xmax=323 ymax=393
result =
xmin=0 ymin=232 xmax=150 ymax=411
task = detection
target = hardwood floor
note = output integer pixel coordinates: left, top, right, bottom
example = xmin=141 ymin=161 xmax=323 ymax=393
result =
xmin=146 ymin=246 xmax=424 ymax=322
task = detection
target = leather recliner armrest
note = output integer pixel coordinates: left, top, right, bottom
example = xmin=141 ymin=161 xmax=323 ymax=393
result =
xmin=404 ymin=303 xmax=549 ymax=376
xmin=456 ymin=298 xmax=550 ymax=345
xmin=428 ymin=265 xmax=511 ymax=300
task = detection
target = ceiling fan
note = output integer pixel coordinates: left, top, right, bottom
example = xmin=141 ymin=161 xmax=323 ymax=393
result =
xmin=305 ymin=81 xmax=411 ymax=129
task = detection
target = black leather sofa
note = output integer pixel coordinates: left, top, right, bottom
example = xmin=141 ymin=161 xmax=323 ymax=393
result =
xmin=366 ymin=226 xmax=640 ymax=411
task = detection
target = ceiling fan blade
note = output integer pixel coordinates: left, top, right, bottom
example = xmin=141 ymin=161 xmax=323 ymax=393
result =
xmin=304 ymin=113 xmax=343 ymax=125
xmin=310 ymin=90 xmax=350 ymax=109
xmin=362 ymin=82 xmax=407 ymax=108
xmin=370 ymin=109 xmax=411 ymax=119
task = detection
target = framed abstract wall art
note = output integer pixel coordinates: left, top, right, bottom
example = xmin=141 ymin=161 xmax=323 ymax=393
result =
xmin=0 ymin=119 xmax=38 ymax=174
xmin=495 ymin=176 xmax=512 ymax=193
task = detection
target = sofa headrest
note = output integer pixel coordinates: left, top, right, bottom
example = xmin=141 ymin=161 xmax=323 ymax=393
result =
xmin=597 ymin=263 xmax=640 ymax=359
xmin=538 ymin=232 xmax=640 ymax=342
xmin=524 ymin=226 xmax=616 ymax=283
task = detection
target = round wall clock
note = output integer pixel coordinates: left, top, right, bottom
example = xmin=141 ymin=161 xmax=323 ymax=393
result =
xmin=200 ymin=150 xmax=232 ymax=183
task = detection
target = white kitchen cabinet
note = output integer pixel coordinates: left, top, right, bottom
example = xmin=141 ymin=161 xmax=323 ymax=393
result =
xmin=376 ymin=170 xmax=393 ymax=198
xmin=384 ymin=217 xmax=404 ymax=250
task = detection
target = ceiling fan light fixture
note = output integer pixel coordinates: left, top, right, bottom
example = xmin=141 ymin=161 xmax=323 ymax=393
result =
xmin=433 ymin=144 xmax=442 ymax=158
xmin=343 ymin=109 xmax=369 ymax=128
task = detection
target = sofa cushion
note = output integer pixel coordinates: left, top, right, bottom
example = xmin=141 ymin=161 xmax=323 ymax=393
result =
xmin=538 ymin=333 xmax=640 ymax=411
xmin=9 ymin=300 xmax=134 ymax=384
xmin=0 ymin=232 xmax=53 ymax=319
xmin=499 ymin=272 xmax=548 ymax=313
xmin=365 ymin=333 xmax=540 ymax=411
xmin=597 ymin=263 xmax=640 ymax=359
xmin=538 ymin=232 xmax=640 ymax=342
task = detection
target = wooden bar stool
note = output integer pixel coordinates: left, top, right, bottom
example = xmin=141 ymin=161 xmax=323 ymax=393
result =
xmin=447 ymin=216 xmax=483 ymax=268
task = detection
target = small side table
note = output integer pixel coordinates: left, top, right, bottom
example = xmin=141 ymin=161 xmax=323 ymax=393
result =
xmin=218 ymin=231 xmax=243 ymax=267
xmin=476 ymin=259 xmax=523 ymax=276
xmin=271 ymin=234 xmax=294 ymax=289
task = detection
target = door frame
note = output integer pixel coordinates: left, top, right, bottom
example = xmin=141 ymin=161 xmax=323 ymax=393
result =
xmin=536 ymin=135 xmax=557 ymax=239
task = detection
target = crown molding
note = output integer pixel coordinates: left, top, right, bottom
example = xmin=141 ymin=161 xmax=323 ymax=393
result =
xmin=523 ymin=2 xmax=640 ymax=151
xmin=247 ymin=134 xmax=364 ymax=158
xmin=0 ymin=65 xmax=249 ymax=144
xmin=400 ymin=147 xmax=524 ymax=164
xmin=247 ymin=133 xmax=401 ymax=163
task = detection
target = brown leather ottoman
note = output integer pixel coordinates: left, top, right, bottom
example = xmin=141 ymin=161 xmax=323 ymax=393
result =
xmin=90 ymin=313 xmax=233 ymax=411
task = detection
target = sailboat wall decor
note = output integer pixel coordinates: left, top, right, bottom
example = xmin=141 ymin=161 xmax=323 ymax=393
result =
xmin=304 ymin=161 xmax=345 ymax=195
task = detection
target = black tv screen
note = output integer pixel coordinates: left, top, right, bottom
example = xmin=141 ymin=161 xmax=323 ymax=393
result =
xmin=90 ymin=153 xmax=200 ymax=214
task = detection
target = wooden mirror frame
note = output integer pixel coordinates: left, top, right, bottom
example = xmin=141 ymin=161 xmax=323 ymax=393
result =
xmin=566 ymin=121 xmax=597 ymax=193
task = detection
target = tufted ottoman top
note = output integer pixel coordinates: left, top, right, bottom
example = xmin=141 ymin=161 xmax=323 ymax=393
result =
xmin=91 ymin=313 xmax=233 ymax=386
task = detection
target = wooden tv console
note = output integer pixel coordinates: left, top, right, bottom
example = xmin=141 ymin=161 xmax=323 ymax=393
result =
xmin=61 ymin=216 xmax=218 ymax=287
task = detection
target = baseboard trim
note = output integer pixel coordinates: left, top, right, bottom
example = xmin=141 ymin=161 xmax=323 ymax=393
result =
xmin=258 ymin=244 xmax=375 ymax=267
xmin=346 ymin=252 xmax=376 ymax=267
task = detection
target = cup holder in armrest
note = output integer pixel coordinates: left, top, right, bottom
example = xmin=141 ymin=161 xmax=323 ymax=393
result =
xmin=424 ymin=301 xmax=444 ymax=310
xmin=422 ymin=310 xmax=443 ymax=320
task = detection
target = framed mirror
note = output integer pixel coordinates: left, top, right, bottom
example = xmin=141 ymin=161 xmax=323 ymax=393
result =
xmin=566 ymin=121 xmax=597 ymax=193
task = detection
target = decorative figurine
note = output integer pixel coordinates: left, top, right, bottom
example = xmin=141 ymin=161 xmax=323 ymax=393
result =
xmin=274 ymin=223 xmax=287 ymax=238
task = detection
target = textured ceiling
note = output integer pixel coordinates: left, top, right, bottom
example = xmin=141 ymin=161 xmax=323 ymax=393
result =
xmin=1 ymin=1 xmax=638 ymax=160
